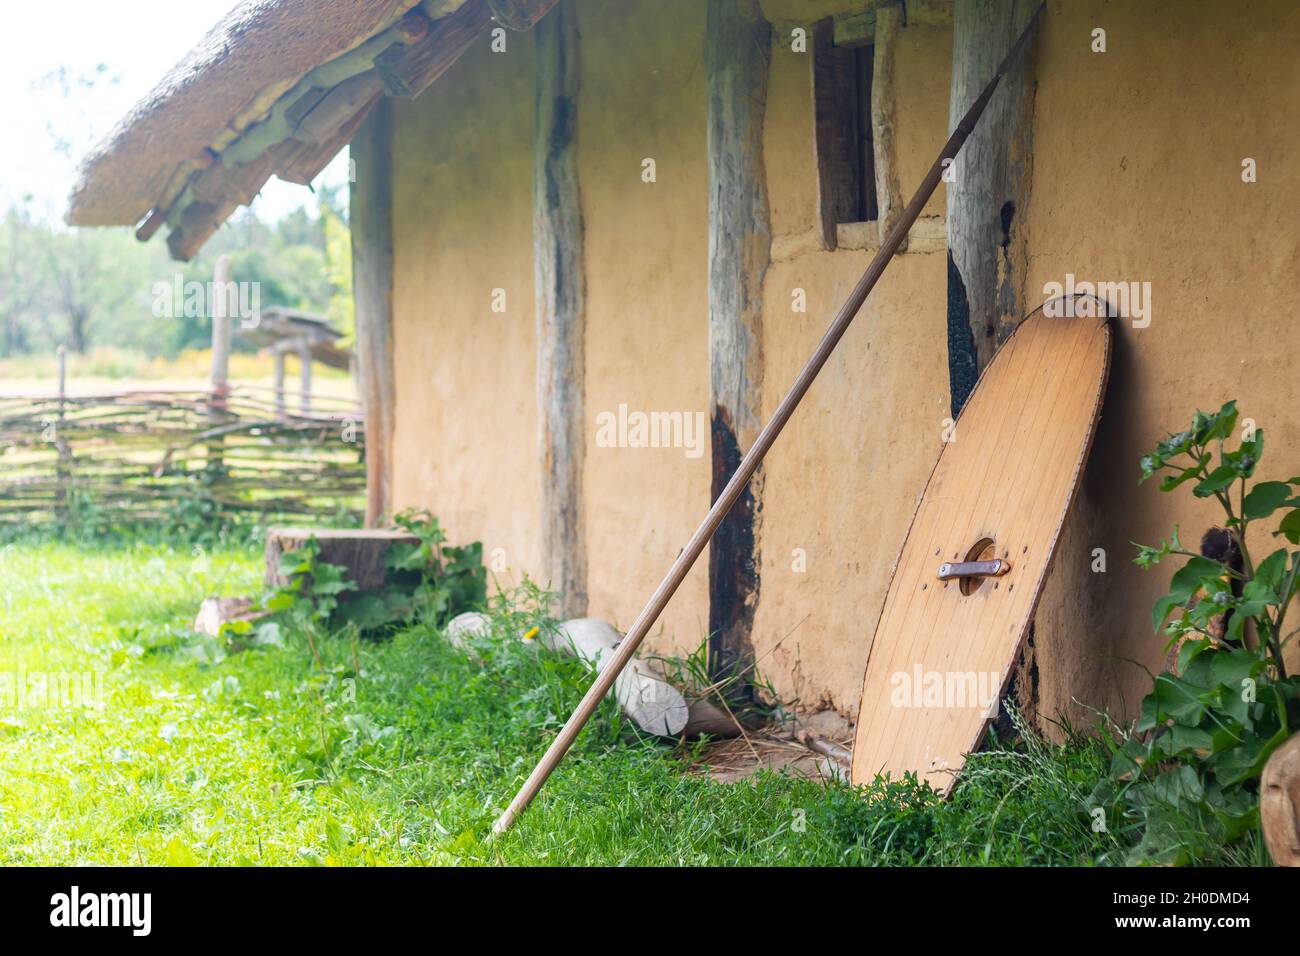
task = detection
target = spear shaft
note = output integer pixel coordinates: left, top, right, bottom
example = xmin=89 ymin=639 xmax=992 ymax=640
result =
xmin=494 ymin=3 xmax=1045 ymax=835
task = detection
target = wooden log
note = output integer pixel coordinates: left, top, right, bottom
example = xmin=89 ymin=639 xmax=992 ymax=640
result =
xmin=444 ymin=613 xmax=691 ymax=736
xmin=273 ymin=91 xmax=379 ymax=186
xmin=134 ymin=207 xmax=167 ymax=242
xmin=485 ymin=0 xmax=560 ymax=31
xmin=705 ymin=0 xmax=770 ymax=686
xmin=166 ymin=201 xmax=235 ymax=261
xmin=264 ymin=527 xmax=418 ymax=591
xmin=871 ymin=5 xmax=905 ymax=250
xmin=194 ymin=597 xmax=266 ymax=636
xmin=350 ymin=99 xmax=396 ymax=527
xmin=292 ymin=71 xmax=384 ymax=144
xmin=393 ymin=8 xmax=432 ymax=44
xmin=165 ymin=151 xmax=276 ymax=261
xmin=550 ymin=618 xmax=689 ymax=736
xmin=373 ymin=0 xmax=494 ymax=98
xmin=533 ymin=0 xmax=587 ymax=619
xmin=946 ymin=0 xmax=1040 ymax=416
xmin=1262 ymin=732 xmax=1300 ymax=866
xmin=183 ymin=152 xmax=275 ymax=216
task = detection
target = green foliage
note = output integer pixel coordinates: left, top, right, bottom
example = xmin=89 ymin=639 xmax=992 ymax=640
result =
xmin=1 ymin=535 xmax=1142 ymax=866
xmin=1096 ymin=401 xmax=1300 ymax=864
xmin=385 ymin=509 xmax=487 ymax=627
xmin=259 ymin=512 xmax=487 ymax=644
xmin=266 ymin=537 xmax=356 ymax=631
xmin=321 ymin=202 xmax=354 ymax=346
xmin=0 ymin=188 xmax=349 ymax=359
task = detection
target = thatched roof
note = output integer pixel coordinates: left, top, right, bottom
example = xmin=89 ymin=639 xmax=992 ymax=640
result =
xmin=66 ymin=0 xmax=430 ymax=228
xmin=64 ymin=0 xmax=558 ymax=261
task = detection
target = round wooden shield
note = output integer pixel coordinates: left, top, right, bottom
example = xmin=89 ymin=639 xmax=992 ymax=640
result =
xmin=851 ymin=296 xmax=1111 ymax=792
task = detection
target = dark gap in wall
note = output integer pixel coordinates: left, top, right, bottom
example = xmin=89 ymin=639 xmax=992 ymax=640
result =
xmin=708 ymin=407 xmax=759 ymax=700
xmin=814 ymin=28 xmax=878 ymax=231
xmin=947 ymin=251 xmax=979 ymax=417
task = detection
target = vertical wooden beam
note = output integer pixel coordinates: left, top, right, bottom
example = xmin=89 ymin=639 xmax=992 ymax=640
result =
xmin=948 ymin=0 xmax=1042 ymax=724
xmin=298 ymin=340 xmax=313 ymax=415
xmin=272 ymin=347 xmax=286 ymax=419
xmin=872 ymin=4 xmax=905 ymax=249
xmin=946 ymin=0 xmax=1039 ymax=416
xmin=208 ymin=254 xmax=232 ymax=473
xmin=351 ymin=98 xmax=396 ymax=527
xmin=533 ymin=0 xmax=587 ymax=618
xmin=706 ymin=0 xmax=771 ymax=686
xmin=209 ymin=254 xmax=233 ymax=399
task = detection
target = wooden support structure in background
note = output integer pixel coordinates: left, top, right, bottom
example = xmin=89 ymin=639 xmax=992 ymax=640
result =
xmin=946 ymin=0 xmax=1040 ymax=416
xmin=705 ymin=0 xmax=771 ymax=686
xmin=533 ymin=0 xmax=587 ymax=619
xmin=297 ymin=341 xmax=313 ymax=415
xmin=272 ymin=347 xmax=287 ymax=419
xmin=207 ymin=254 xmax=232 ymax=472
xmin=351 ymin=100 xmax=396 ymax=528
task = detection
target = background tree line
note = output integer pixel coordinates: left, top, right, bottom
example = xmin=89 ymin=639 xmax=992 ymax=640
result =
xmin=0 ymin=185 xmax=352 ymax=361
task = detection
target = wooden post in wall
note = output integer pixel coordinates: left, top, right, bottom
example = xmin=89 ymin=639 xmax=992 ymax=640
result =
xmin=948 ymin=0 xmax=1042 ymax=723
xmin=872 ymin=4 xmax=905 ymax=249
xmin=705 ymin=0 xmax=771 ymax=687
xmin=533 ymin=0 xmax=588 ymax=618
xmin=351 ymin=99 xmax=396 ymax=528
xmin=946 ymin=0 xmax=1040 ymax=417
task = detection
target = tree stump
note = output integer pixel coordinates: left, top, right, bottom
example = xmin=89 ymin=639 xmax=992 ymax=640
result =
xmin=1262 ymin=732 xmax=1300 ymax=866
xmin=265 ymin=527 xmax=418 ymax=591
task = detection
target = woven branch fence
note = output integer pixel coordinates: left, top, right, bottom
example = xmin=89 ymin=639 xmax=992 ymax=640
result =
xmin=0 ymin=385 xmax=366 ymax=527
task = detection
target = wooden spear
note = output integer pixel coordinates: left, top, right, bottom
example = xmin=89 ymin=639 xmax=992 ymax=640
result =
xmin=493 ymin=3 xmax=1045 ymax=835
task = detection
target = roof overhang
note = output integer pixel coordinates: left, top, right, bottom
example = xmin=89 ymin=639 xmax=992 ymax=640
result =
xmin=66 ymin=0 xmax=556 ymax=260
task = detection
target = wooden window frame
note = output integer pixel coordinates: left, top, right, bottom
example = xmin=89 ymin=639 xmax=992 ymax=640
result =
xmin=812 ymin=18 xmax=877 ymax=251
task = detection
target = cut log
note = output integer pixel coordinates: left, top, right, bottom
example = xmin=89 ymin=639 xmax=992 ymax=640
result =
xmin=373 ymin=0 xmax=494 ymax=98
xmin=292 ymin=71 xmax=384 ymax=144
xmin=442 ymin=612 xmax=696 ymax=737
xmin=550 ymin=619 xmax=689 ymax=737
xmin=264 ymin=527 xmax=418 ymax=591
xmin=445 ymin=610 xmax=493 ymax=650
xmin=193 ymin=596 xmax=265 ymax=636
xmin=1262 ymin=732 xmax=1300 ymax=866
xmin=167 ymin=200 xmax=236 ymax=261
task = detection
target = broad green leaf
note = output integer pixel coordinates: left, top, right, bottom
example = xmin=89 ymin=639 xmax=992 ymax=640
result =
xmin=1243 ymin=481 xmax=1291 ymax=519
xmin=1281 ymin=509 xmax=1300 ymax=545
xmin=1194 ymin=464 xmax=1238 ymax=497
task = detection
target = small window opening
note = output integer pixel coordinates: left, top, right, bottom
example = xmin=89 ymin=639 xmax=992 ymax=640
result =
xmin=813 ymin=19 xmax=877 ymax=246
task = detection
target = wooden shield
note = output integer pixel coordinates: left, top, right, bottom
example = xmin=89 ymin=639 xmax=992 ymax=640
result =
xmin=851 ymin=297 xmax=1111 ymax=792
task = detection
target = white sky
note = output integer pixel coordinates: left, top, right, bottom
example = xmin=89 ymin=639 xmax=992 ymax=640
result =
xmin=0 ymin=0 xmax=347 ymax=226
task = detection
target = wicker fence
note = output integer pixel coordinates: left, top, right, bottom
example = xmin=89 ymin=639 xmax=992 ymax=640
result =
xmin=0 ymin=384 xmax=366 ymax=527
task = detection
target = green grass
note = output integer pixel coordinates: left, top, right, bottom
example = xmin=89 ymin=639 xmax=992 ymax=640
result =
xmin=0 ymin=533 xmax=1174 ymax=866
